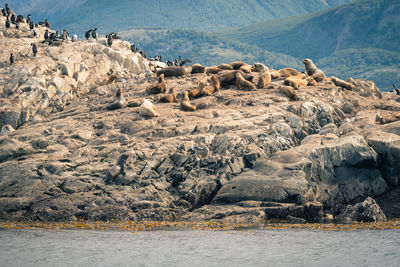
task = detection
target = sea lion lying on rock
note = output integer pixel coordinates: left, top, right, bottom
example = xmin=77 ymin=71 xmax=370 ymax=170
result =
xmin=236 ymin=72 xmax=257 ymax=91
xmin=139 ymin=99 xmax=159 ymax=117
xmin=156 ymin=66 xmax=192 ymax=77
xmin=146 ymin=74 xmax=166 ymax=94
xmin=218 ymin=63 xmax=233 ymax=70
xmin=271 ymin=68 xmax=300 ymax=79
xmin=205 ymin=66 xmax=222 ymax=74
xmin=191 ymin=64 xmax=205 ymax=74
xmin=302 ymin=58 xmax=326 ymax=82
xmin=257 ymin=69 xmax=272 ymax=89
xmin=278 ymin=85 xmax=299 ymax=100
xmin=330 ymin=76 xmax=355 ymax=90
xmin=252 ymin=62 xmax=269 ymax=73
xmin=229 ymin=61 xmax=246 ymax=70
xmin=160 ymin=87 xmax=177 ymax=103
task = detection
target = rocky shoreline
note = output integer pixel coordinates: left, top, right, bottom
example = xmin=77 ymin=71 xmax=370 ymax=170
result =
xmin=1 ymin=12 xmax=400 ymax=225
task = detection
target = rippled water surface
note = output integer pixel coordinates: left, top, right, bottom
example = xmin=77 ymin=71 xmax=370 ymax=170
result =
xmin=1 ymin=228 xmax=399 ymax=266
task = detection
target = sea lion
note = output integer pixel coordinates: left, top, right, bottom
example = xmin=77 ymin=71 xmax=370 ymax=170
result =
xmin=229 ymin=61 xmax=246 ymax=70
xmin=9 ymin=53 xmax=14 ymax=65
xmin=200 ymin=75 xmax=220 ymax=96
xmin=278 ymin=85 xmax=299 ymax=101
xmin=160 ymin=87 xmax=177 ymax=103
xmin=252 ymin=63 xmax=269 ymax=73
xmin=105 ymin=154 xmax=129 ymax=184
xmin=189 ymin=81 xmax=206 ymax=98
xmin=181 ymin=91 xmax=197 ymax=112
xmin=205 ymin=66 xmax=222 ymax=74
xmin=257 ymin=69 xmax=272 ymax=89
xmin=106 ymin=88 xmax=126 ymax=110
xmin=283 ymin=74 xmax=309 ymax=90
xmin=302 ymin=58 xmax=326 ymax=82
xmin=330 ymin=76 xmax=354 ymax=90
xmin=239 ymin=64 xmax=252 ymax=73
xmin=139 ymin=99 xmax=159 ymax=117
xmin=146 ymin=73 xmax=166 ymax=94
xmin=31 ymin=43 xmax=37 ymax=57
xmin=236 ymin=72 xmax=257 ymax=91
xmin=0 ymin=124 xmax=15 ymax=135
xmin=218 ymin=63 xmax=233 ymax=70
xmin=270 ymin=68 xmax=300 ymax=79
xmin=191 ymin=64 xmax=205 ymax=74
xmin=156 ymin=66 xmax=192 ymax=77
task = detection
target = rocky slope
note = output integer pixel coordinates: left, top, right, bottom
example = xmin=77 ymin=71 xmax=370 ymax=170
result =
xmin=1 ymin=14 xmax=400 ymax=224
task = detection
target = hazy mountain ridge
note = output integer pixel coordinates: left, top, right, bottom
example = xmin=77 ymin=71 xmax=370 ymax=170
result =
xmin=41 ymin=0 xmax=352 ymax=34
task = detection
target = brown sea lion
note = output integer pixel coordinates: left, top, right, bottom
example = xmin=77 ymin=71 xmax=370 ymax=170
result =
xmin=156 ymin=66 xmax=192 ymax=77
xmin=302 ymin=58 xmax=326 ymax=82
xmin=271 ymin=68 xmax=300 ymax=79
xmin=284 ymin=74 xmax=308 ymax=90
xmin=236 ymin=72 xmax=257 ymax=91
xmin=160 ymin=87 xmax=177 ymax=103
xmin=257 ymin=69 xmax=272 ymax=89
xmin=205 ymin=66 xmax=222 ymax=74
xmin=239 ymin=64 xmax=252 ymax=73
xmin=189 ymin=81 xmax=206 ymax=98
xmin=278 ymin=86 xmax=299 ymax=100
xmin=252 ymin=63 xmax=269 ymax=73
xmin=181 ymin=91 xmax=197 ymax=111
xmin=230 ymin=61 xmax=246 ymax=70
xmin=330 ymin=76 xmax=354 ymax=90
xmin=191 ymin=64 xmax=205 ymax=74
xmin=146 ymin=74 xmax=166 ymax=94
xmin=218 ymin=63 xmax=233 ymax=70
xmin=201 ymin=75 xmax=220 ymax=95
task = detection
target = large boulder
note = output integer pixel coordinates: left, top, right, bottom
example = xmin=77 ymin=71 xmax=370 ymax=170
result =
xmin=336 ymin=197 xmax=387 ymax=223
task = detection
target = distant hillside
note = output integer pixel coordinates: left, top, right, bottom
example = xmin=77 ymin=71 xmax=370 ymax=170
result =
xmin=120 ymin=28 xmax=302 ymax=70
xmin=0 ymin=0 xmax=86 ymax=16
xmin=220 ymin=0 xmax=400 ymax=90
xmin=41 ymin=0 xmax=352 ymax=35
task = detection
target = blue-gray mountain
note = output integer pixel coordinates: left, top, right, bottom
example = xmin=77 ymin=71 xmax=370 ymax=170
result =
xmin=0 ymin=0 xmax=351 ymax=33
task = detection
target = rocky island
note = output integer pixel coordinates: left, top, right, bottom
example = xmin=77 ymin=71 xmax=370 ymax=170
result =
xmin=1 ymin=10 xmax=399 ymax=226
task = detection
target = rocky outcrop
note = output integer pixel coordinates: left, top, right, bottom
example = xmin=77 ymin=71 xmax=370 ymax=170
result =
xmin=0 ymin=15 xmax=400 ymax=223
xmin=336 ymin=197 xmax=387 ymax=223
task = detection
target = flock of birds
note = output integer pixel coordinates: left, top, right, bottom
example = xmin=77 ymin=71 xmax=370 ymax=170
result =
xmin=2 ymin=3 xmax=190 ymax=69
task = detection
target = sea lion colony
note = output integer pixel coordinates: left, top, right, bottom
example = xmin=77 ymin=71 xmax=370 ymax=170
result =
xmin=2 ymin=3 xmax=399 ymax=184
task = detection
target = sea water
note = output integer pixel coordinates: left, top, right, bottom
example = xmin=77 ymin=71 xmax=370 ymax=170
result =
xmin=1 ymin=228 xmax=399 ymax=266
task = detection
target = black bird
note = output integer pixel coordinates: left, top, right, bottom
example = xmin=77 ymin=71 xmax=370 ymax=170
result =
xmin=29 ymin=21 xmax=34 ymax=30
xmin=91 ymin=28 xmax=98 ymax=40
xmin=44 ymin=18 xmax=50 ymax=28
xmin=31 ymin=43 xmax=37 ymax=57
xmin=1 ymin=8 xmax=6 ymax=16
xmin=32 ymin=30 xmax=37 ymax=37
xmin=10 ymin=13 xmax=15 ymax=24
xmin=9 ymin=53 xmax=14 ymax=65
xmin=26 ymin=14 xmax=31 ymax=24
xmin=5 ymin=3 xmax=11 ymax=16
xmin=85 ymin=29 xmax=92 ymax=39
xmin=107 ymin=34 xmax=113 ymax=47
xmin=131 ymin=43 xmax=138 ymax=53
xmin=44 ymin=29 xmax=49 ymax=40
xmin=5 ymin=18 xmax=10 ymax=28
xmin=393 ymin=84 xmax=400 ymax=96
xmin=15 ymin=22 xmax=19 ymax=30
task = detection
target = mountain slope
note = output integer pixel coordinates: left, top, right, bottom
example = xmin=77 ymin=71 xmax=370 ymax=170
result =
xmin=42 ymin=0 xmax=352 ymax=34
xmin=221 ymin=0 xmax=400 ymax=58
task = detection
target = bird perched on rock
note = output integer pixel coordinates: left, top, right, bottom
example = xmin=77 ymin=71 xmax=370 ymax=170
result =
xmin=91 ymin=28 xmax=98 ymax=40
xmin=105 ymin=154 xmax=129 ymax=184
xmin=31 ymin=43 xmax=37 ymax=57
xmin=5 ymin=17 xmax=10 ymax=28
xmin=9 ymin=53 xmax=14 ymax=65
xmin=393 ymin=84 xmax=400 ymax=96
xmin=85 ymin=29 xmax=92 ymax=39
xmin=107 ymin=34 xmax=113 ymax=47
xmin=44 ymin=18 xmax=50 ymax=28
